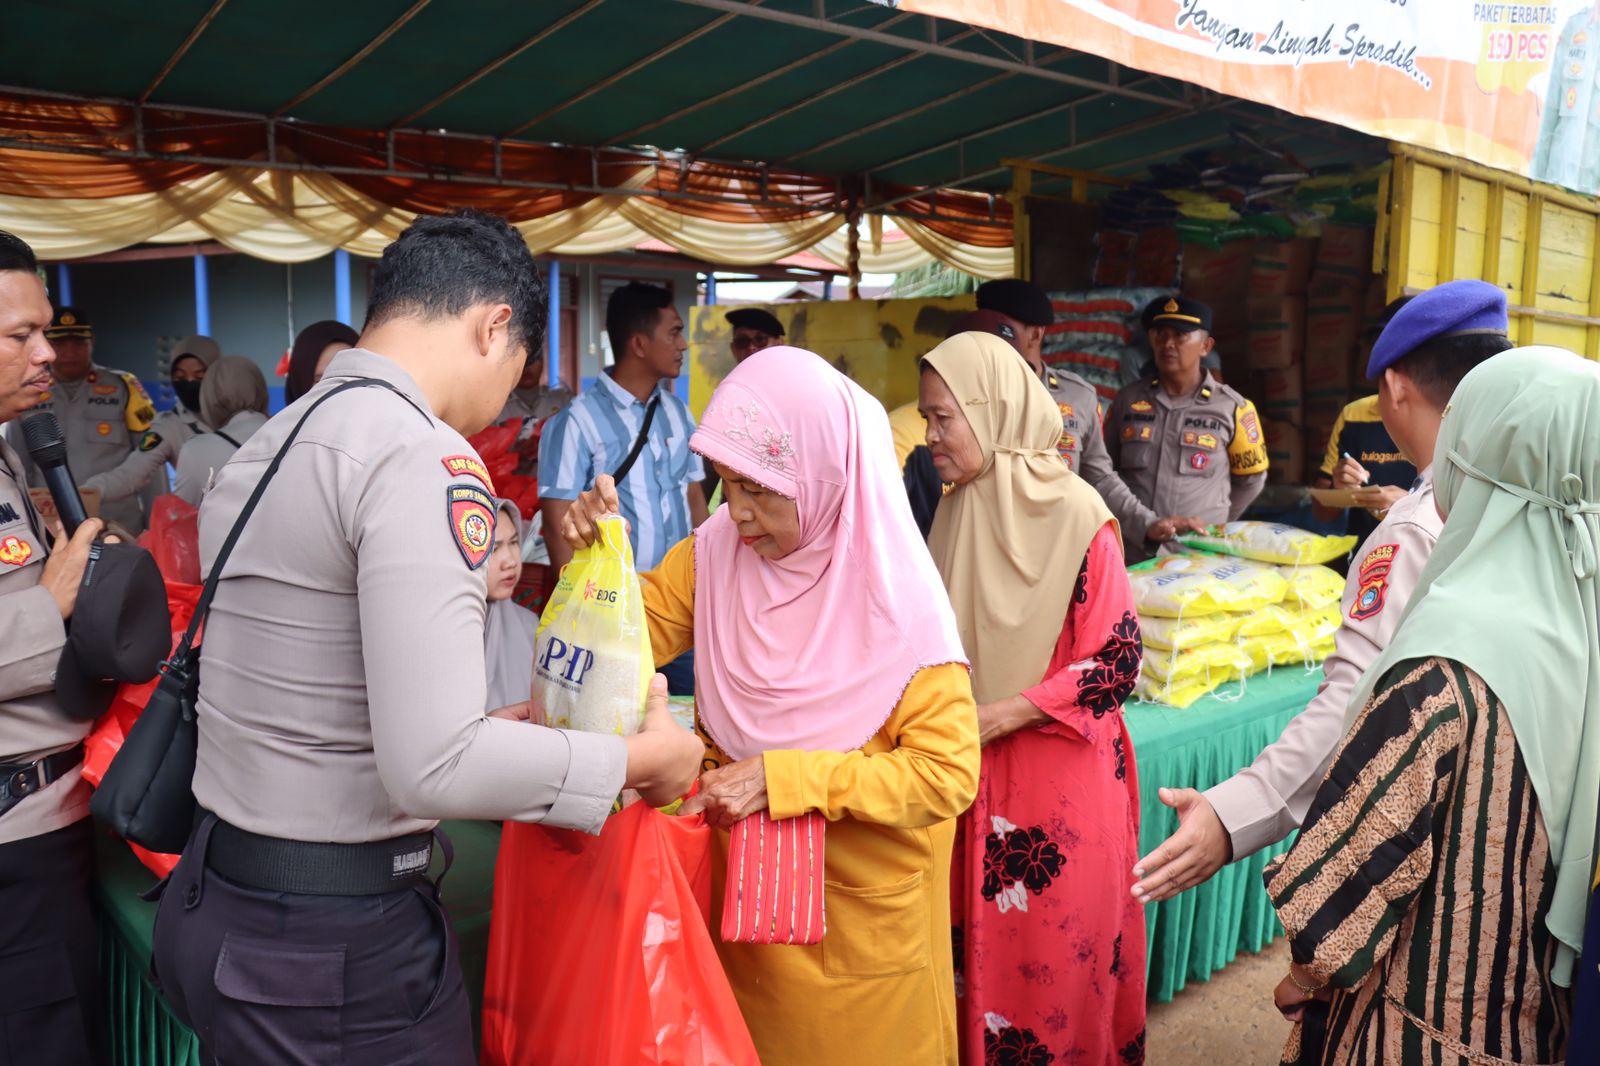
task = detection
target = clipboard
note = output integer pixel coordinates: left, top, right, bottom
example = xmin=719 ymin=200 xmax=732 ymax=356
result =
xmin=28 ymin=486 xmax=102 ymax=522
xmin=1308 ymin=487 xmax=1365 ymax=508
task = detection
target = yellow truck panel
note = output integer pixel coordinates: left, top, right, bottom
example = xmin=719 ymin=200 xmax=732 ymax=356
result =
xmin=1383 ymin=144 xmax=1600 ymax=358
xmin=688 ymin=295 xmax=976 ymax=419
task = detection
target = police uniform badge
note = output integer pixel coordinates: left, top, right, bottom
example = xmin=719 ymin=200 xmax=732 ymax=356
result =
xmin=0 ymin=535 xmax=32 ymax=567
xmin=138 ymin=431 xmax=163 ymax=452
xmin=441 ymin=454 xmax=496 ymax=494
xmin=1350 ymin=543 xmax=1397 ymax=621
xmin=447 ymin=484 xmax=496 ymax=569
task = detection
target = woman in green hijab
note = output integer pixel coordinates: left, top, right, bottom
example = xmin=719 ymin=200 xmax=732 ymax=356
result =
xmin=1265 ymin=346 xmax=1597 ymax=1065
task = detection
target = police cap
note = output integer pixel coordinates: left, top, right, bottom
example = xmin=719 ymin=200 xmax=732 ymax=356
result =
xmin=975 ymin=278 xmax=1054 ymax=327
xmin=1142 ymin=295 xmax=1213 ymax=333
xmin=1367 ymin=280 xmax=1508 ymax=379
xmin=944 ymin=309 xmax=1021 ymax=351
xmin=45 ymin=306 xmax=93 ymax=340
xmin=724 ymin=308 xmax=785 ymax=338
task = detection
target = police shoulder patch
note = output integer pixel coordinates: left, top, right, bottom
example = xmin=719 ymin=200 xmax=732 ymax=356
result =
xmin=447 ymin=483 xmax=496 ymax=570
xmin=1349 ymin=542 xmax=1397 ymax=622
xmin=138 ymin=431 xmax=163 ymax=452
xmin=441 ymin=454 xmax=495 ymax=493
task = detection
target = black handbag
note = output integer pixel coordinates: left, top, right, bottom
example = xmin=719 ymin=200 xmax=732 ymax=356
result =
xmin=91 ymin=379 xmax=413 ymax=854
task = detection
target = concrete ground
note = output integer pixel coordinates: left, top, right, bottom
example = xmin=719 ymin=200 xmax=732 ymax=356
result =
xmin=1145 ymin=938 xmax=1294 ymax=1065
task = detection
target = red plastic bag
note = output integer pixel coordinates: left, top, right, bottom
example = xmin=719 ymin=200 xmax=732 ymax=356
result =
xmin=137 ymin=494 xmax=201 ymax=586
xmin=481 ymin=803 xmax=758 ymax=1066
xmin=82 ymin=580 xmax=201 ymax=879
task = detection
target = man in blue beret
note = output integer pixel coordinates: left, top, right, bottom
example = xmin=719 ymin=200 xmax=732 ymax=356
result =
xmin=1132 ymin=278 xmax=1512 ymax=904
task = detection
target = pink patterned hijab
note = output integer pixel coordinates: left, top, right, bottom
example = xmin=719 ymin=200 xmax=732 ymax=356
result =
xmin=689 ymin=346 xmax=967 ymax=761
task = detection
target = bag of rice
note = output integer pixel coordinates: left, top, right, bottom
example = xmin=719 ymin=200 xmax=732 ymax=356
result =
xmin=1128 ymin=553 xmax=1287 ymax=617
xmin=1240 ymin=633 xmax=1337 ymax=674
xmin=1279 ymin=564 xmax=1346 ymax=610
xmin=1139 ymin=612 xmax=1242 ymax=652
xmin=1235 ymin=605 xmax=1291 ymax=640
xmin=1134 ymin=669 xmax=1239 ymax=709
xmin=1142 ymin=641 xmax=1252 ymax=684
xmin=533 ymin=516 xmax=653 ymax=736
xmin=1177 ymin=521 xmax=1358 ymax=566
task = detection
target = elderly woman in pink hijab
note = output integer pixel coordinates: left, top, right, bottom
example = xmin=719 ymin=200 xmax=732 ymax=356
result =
xmin=562 ymin=346 xmax=980 ymax=1066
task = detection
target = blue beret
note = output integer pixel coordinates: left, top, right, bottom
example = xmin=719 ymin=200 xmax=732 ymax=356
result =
xmin=1367 ymin=280 xmax=1508 ymax=379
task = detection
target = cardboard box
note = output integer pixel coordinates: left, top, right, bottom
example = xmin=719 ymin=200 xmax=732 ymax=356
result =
xmin=1304 ymin=299 xmax=1363 ymax=357
xmin=1309 ymin=224 xmax=1374 ymax=296
xmin=1254 ymin=365 xmax=1304 ymax=425
xmin=1182 ymin=241 xmax=1253 ymax=339
xmin=1248 ymin=238 xmax=1317 ymax=300
xmin=1263 ymin=417 xmax=1304 ymax=484
xmin=1304 ymin=425 xmax=1335 ymax=478
xmin=1317 ymin=224 xmax=1374 ymax=272
xmin=1246 ymin=296 xmax=1305 ymax=370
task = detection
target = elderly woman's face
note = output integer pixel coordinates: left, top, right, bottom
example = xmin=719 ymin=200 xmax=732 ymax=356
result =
xmin=918 ymin=367 xmax=984 ymax=486
xmin=487 ymin=512 xmax=522 ymax=601
xmin=713 ymin=462 xmax=801 ymax=560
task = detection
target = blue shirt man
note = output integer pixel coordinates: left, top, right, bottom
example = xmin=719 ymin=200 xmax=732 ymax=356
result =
xmin=539 ymin=282 xmax=706 ymax=572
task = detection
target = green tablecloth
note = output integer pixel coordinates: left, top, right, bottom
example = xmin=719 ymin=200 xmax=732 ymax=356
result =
xmin=1126 ymin=667 xmax=1323 ymax=1003
xmin=93 ymin=820 xmax=503 ymax=1066
xmin=91 ymin=672 xmax=1321 ymax=1055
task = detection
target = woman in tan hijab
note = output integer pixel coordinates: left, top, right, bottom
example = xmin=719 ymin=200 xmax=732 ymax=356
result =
xmin=922 ymin=332 xmax=1148 ymax=1065
xmin=173 ymin=355 xmax=269 ymax=506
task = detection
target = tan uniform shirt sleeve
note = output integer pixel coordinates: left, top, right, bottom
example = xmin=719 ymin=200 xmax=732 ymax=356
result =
xmin=1205 ymin=508 xmax=1437 ymax=858
xmin=1077 ymin=404 xmax=1160 ymax=542
xmin=81 ymin=436 xmax=174 ymax=502
xmin=356 ymin=432 xmax=626 ymax=834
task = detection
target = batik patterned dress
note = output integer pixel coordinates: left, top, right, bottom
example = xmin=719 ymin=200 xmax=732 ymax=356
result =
xmin=951 ymin=522 xmax=1148 ymax=1066
xmin=1267 ymin=657 xmax=1573 ymax=1066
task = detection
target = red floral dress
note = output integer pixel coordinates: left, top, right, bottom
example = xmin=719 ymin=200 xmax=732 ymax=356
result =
xmin=951 ymin=522 xmax=1146 ymax=1066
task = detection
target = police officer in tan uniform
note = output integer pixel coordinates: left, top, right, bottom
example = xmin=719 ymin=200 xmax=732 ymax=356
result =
xmin=83 ymin=334 xmax=220 ymax=513
xmin=1105 ymin=296 xmax=1269 ymax=560
xmin=149 ymin=211 xmax=702 ymax=1065
xmin=976 ymin=279 xmax=1200 ymax=547
xmin=3 ymin=308 xmax=156 ymax=532
xmin=0 ymin=232 xmax=111 ymax=1065
xmin=1131 ymin=280 xmax=1512 ymax=902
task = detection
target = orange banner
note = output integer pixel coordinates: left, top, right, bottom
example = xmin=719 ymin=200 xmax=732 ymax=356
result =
xmin=888 ymin=0 xmax=1600 ymax=193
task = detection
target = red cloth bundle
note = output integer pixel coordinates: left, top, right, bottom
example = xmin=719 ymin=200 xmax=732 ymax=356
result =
xmin=720 ymin=810 xmax=826 ymax=945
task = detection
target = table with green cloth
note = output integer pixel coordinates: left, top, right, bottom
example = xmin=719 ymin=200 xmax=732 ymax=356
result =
xmin=93 ymin=820 xmax=503 ymax=1065
xmin=1126 ymin=666 xmax=1323 ymax=1003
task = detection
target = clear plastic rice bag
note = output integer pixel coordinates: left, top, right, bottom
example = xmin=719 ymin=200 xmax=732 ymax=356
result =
xmin=1128 ymin=553 xmax=1288 ymax=617
xmin=533 ymin=516 xmax=653 ymax=736
xmin=1177 ymin=521 xmax=1358 ymax=566
xmin=1278 ymin=563 xmax=1347 ymax=610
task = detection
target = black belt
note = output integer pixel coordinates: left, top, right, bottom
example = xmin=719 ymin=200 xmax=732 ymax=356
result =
xmin=204 ymin=814 xmax=435 ymax=897
xmin=0 ymin=743 xmax=85 ymax=818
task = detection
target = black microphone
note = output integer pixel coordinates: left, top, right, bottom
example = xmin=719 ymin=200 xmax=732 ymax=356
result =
xmin=20 ymin=412 xmax=89 ymax=536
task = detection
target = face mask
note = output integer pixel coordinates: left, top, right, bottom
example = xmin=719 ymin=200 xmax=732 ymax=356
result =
xmin=173 ymin=380 xmax=203 ymax=412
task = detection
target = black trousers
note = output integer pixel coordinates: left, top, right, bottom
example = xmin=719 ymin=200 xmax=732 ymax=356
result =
xmin=151 ymin=815 xmax=474 ymax=1066
xmin=0 ymin=817 xmax=108 ymax=1066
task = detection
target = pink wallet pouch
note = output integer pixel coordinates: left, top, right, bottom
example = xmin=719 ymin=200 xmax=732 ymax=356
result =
xmin=720 ymin=810 xmax=826 ymax=945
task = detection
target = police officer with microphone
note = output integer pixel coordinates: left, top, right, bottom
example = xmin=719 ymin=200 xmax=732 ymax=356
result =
xmin=0 ymin=230 xmax=111 ymax=1065
xmin=150 ymin=210 xmax=703 ymax=1064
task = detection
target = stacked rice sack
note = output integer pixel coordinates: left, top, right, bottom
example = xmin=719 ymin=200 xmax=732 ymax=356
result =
xmin=1130 ymin=523 xmax=1356 ymax=708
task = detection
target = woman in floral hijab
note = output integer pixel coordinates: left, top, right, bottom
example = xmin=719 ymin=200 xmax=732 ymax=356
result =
xmin=923 ymin=332 xmax=1148 ymax=1065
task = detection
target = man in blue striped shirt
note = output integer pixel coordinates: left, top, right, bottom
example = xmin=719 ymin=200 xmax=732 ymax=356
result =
xmin=539 ymin=282 xmax=706 ymax=576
